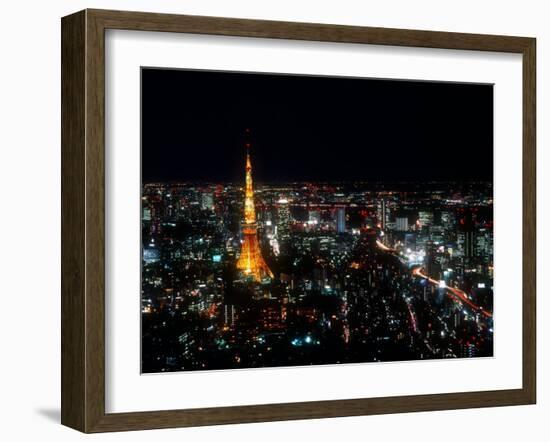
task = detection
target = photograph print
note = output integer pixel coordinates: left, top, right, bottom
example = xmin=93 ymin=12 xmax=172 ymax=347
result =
xmin=140 ymin=68 xmax=494 ymax=373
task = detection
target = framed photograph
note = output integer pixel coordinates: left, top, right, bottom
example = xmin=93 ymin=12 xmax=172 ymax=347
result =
xmin=61 ymin=9 xmax=536 ymax=433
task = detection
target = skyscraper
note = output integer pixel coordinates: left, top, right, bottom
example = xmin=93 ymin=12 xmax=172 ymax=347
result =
xmin=236 ymin=134 xmax=274 ymax=281
xmin=458 ymin=231 xmax=475 ymax=259
xmin=277 ymin=199 xmax=291 ymax=240
xmin=376 ymin=199 xmax=390 ymax=230
xmin=201 ymin=192 xmax=214 ymax=211
xmin=457 ymin=211 xmax=475 ymax=261
xmin=396 ymin=216 xmax=408 ymax=232
xmin=336 ymin=206 xmax=346 ymax=234
xmin=418 ymin=211 xmax=434 ymax=229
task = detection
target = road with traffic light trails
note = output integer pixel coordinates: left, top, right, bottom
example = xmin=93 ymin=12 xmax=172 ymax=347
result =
xmin=411 ymin=267 xmax=492 ymax=319
xmin=375 ymin=240 xmax=493 ymax=319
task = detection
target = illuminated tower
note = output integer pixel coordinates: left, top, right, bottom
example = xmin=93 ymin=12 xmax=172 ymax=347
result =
xmin=236 ymin=134 xmax=274 ymax=281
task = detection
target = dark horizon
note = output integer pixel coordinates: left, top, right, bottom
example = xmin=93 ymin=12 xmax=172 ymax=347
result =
xmin=141 ymin=178 xmax=493 ymax=185
xmin=142 ymin=68 xmax=493 ymax=184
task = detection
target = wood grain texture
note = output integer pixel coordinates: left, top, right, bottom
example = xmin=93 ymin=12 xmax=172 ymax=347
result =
xmin=522 ymin=38 xmax=536 ymax=403
xmin=60 ymin=9 xmax=537 ymax=433
xmin=84 ymin=10 xmax=107 ymax=433
xmin=61 ymin=10 xmax=86 ymax=432
xmin=89 ymin=8 xmax=532 ymax=52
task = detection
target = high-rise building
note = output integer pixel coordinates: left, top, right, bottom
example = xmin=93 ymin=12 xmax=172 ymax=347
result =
xmin=457 ymin=231 xmax=475 ymax=259
xmin=201 ymin=192 xmax=214 ymax=211
xmin=142 ymin=207 xmax=152 ymax=221
xmin=425 ymin=240 xmax=440 ymax=277
xmin=376 ymin=199 xmax=390 ymax=230
xmin=418 ymin=211 xmax=434 ymax=229
xmin=336 ymin=206 xmax=346 ymax=234
xmin=440 ymin=211 xmax=456 ymax=229
xmin=457 ymin=211 xmax=475 ymax=261
xmin=143 ymin=246 xmax=160 ymax=264
xmin=236 ymin=134 xmax=274 ymax=281
xmin=277 ymin=199 xmax=291 ymax=240
xmin=396 ymin=216 xmax=408 ymax=232
xmin=149 ymin=203 xmax=162 ymax=235
xmin=223 ymin=304 xmax=236 ymax=327
xmin=430 ymin=225 xmax=445 ymax=244
xmin=475 ymin=228 xmax=493 ymax=263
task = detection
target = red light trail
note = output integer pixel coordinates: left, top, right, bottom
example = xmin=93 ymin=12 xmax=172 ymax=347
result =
xmin=411 ymin=267 xmax=492 ymax=318
xmin=374 ymin=240 xmax=492 ymax=319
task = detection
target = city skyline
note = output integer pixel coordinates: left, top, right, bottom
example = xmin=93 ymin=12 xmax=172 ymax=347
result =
xmin=141 ymin=68 xmax=494 ymax=373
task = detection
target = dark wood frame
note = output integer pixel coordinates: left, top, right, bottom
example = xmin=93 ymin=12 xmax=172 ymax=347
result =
xmin=61 ymin=8 xmax=536 ymax=433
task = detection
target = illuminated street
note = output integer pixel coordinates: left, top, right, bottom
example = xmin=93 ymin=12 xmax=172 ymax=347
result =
xmin=411 ymin=267 xmax=492 ymax=318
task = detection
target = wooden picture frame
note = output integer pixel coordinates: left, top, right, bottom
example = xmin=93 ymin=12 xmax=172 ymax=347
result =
xmin=61 ymin=8 xmax=536 ymax=433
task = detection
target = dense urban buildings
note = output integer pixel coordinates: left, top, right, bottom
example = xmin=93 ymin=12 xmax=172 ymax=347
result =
xmin=141 ymin=152 xmax=493 ymax=372
xmin=141 ymin=68 xmax=493 ymax=373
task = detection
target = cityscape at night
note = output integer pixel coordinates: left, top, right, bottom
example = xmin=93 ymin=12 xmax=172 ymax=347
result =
xmin=141 ymin=68 xmax=494 ymax=373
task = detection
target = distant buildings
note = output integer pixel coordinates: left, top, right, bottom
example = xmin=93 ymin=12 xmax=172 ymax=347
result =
xmin=418 ymin=211 xmax=434 ymax=229
xmin=276 ymin=199 xmax=291 ymax=240
xmin=142 ymin=207 xmax=152 ymax=221
xmin=308 ymin=210 xmax=321 ymax=225
xmin=201 ymin=192 xmax=214 ymax=211
xmin=336 ymin=206 xmax=346 ymax=234
xmin=141 ymin=179 xmax=494 ymax=373
xmin=376 ymin=199 xmax=390 ymax=230
xmin=395 ymin=216 xmax=408 ymax=232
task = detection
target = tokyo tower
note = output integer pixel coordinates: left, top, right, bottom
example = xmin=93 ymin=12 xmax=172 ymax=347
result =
xmin=236 ymin=131 xmax=274 ymax=281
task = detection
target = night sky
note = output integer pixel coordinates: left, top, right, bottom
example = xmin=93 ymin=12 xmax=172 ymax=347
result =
xmin=141 ymin=68 xmax=493 ymax=184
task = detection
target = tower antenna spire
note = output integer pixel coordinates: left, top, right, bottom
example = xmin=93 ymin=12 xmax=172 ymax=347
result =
xmin=245 ymin=127 xmax=251 ymax=156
